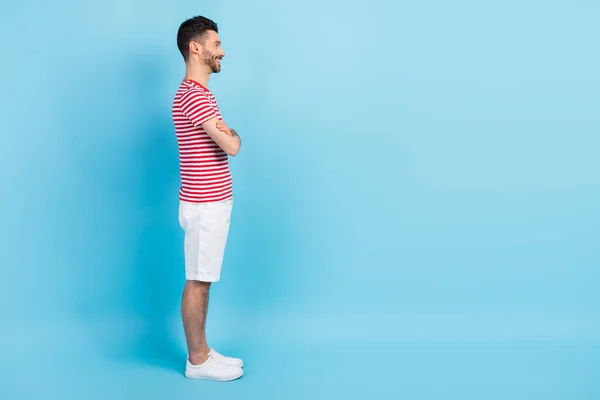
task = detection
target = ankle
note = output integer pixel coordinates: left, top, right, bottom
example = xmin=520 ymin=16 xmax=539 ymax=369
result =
xmin=188 ymin=348 xmax=210 ymax=365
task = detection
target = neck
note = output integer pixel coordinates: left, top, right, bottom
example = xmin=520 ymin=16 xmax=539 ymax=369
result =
xmin=184 ymin=64 xmax=210 ymax=87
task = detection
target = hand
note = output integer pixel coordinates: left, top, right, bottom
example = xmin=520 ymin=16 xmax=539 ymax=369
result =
xmin=216 ymin=120 xmax=233 ymax=136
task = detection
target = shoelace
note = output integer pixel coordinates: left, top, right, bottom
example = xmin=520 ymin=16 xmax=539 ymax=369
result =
xmin=213 ymin=350 xmax=240 ymax=361
xmin=210 ymin=351 xmax=228 ymax=361
xmin=207 ymin=355 xmax=234 ymax=371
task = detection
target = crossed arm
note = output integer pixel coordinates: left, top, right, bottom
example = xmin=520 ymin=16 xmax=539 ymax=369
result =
xmin=200 ymin=118 xmax=241 ymax=156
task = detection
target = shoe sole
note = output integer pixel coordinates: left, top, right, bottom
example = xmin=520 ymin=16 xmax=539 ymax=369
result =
xmin=185 ymin=370 xmax=244 ymax=381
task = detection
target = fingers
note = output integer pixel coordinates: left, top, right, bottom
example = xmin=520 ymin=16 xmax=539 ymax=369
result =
xmin=216 ymin=120 xmax=229 ymax=132
xmin=216 ymin=120 xmax=234 ymax=136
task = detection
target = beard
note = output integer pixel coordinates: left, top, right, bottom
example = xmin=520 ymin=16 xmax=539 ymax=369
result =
xmin=202 ymin=48 xmax=221 ymax=73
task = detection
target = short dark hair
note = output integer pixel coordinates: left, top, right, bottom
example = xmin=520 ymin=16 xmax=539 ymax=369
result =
xmin=177 ymin=16 xmax=218 ymax=61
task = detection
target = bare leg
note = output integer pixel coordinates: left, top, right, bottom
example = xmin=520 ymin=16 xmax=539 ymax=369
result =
xmin=203 ymin=284 xmax=210 ymax=336
xmin=182 ymin=280 xmax=211 ymax=365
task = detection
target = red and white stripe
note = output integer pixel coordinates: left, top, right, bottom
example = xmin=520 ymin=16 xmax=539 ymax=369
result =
xmin=172 ymin=79 xmax=232 ymax=203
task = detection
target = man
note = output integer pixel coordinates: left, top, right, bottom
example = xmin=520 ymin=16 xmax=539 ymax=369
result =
xmin=172 ymin=15 xmax=243 ymax=381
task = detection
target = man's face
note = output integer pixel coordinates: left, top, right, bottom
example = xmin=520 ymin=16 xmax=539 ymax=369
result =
xmin=199 ymin=30 xmax=225 ymax=73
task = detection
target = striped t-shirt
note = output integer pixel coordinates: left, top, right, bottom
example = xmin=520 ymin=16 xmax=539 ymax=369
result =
xmin=172 ymin=79 xmax=233 ymax=203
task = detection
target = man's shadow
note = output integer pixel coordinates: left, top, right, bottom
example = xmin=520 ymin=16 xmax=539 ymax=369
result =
xmin=120 ymin=58 xmax=186 ymax=372
xmin=63 ymin=54 xmax=189 ymax=373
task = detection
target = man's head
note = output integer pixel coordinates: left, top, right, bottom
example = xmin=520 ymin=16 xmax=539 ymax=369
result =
xmin=177 ymin=16 xmax=224 ymax=73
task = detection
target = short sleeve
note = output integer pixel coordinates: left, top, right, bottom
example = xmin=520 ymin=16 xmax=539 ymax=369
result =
xmin=179 ymin=89 xmax=218 ymax=127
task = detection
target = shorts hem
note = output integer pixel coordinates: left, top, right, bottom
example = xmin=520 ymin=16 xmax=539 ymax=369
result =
xmin=186 ymin=274 xmax=220 ymax=283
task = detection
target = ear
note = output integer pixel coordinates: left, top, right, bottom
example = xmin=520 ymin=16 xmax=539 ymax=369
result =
xmin=188 ymin=40 xmax=200 ymax=56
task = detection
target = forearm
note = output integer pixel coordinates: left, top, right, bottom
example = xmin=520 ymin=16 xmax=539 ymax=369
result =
xmin=201 ymin=118 xmax=241 ymax=156
xmin=227 ymin=129 xmax=241 ymax=156
xmin=217 ymin=133 xmax=240 ymax=156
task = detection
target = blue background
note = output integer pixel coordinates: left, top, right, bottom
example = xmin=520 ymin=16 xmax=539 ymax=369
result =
xmin=1 ymin=0 xmax=599 ymax=398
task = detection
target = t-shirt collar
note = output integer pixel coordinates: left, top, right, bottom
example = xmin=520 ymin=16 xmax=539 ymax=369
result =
xmin=184 ymin=79 xmax=209 ymax=91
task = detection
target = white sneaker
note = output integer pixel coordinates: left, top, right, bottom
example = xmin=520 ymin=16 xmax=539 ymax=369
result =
xmin=185 ymin=353 xmax=243 ymax=381
xmin=210 ymin=348 xmax=244 ymax=368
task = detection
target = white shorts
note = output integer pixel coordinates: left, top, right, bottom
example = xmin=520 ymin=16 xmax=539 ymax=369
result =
xmin=178 ymin=199 xmax=233 ymax=282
